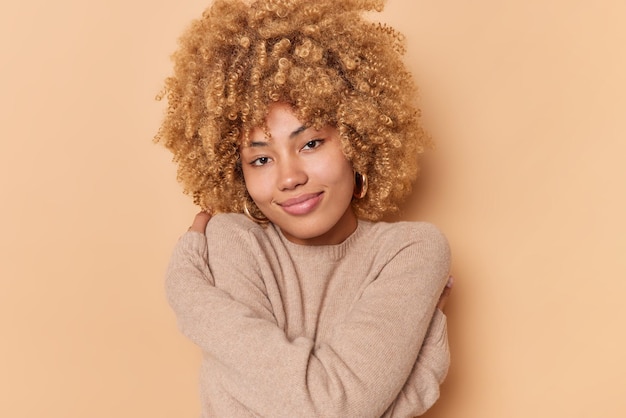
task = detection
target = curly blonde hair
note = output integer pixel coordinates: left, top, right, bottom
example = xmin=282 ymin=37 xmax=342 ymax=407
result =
xmin=155 ymin=0 xmax=430 ymax=221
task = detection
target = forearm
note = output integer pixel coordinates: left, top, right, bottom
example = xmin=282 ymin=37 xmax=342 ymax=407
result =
xmin=383 ymin=309 xmax=450 ymax=417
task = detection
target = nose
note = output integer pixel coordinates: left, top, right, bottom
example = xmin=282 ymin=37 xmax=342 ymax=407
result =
xmin=277 ymin=157 xmax=307 ymax=191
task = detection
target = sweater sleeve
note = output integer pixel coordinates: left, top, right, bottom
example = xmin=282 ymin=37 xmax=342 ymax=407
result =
xmin=383 ymin=309 xmax=450 ymax=417
xmin=165 ymin=220 xmax=450 ymax=418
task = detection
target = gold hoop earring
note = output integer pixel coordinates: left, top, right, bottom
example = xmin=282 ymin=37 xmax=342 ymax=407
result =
xmin=243 ymin=199 xmax=269 ymax=224
xmin=353 ymin=172 xmax=368 ymax=199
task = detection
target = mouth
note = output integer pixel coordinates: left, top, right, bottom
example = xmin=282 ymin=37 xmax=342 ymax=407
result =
xmin=277 ymin=192 xmax=323 ymax=215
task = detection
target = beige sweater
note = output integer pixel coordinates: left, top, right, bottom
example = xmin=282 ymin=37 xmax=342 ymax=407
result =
xmin=166 ymin=213 xmax=451 ymax=417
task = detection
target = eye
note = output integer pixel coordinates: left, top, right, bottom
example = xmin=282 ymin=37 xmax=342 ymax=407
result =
xmin=302 ymin=139 xmax=323 ymax=151
xmin=250 ymin=156 xmax=271 ymax=166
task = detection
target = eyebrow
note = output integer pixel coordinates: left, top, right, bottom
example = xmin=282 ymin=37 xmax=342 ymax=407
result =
xmin=249 ymin=125 xmax=308 ymax=147
xmin=289 ymin=125 xmax=308 ymax=138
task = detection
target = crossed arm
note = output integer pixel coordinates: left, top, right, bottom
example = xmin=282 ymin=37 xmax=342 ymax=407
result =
xmin=167 ymin=212 xmax=453 ymax=417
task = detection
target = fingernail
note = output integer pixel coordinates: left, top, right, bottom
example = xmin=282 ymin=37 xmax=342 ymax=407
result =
xmin=446 ymin=276 xmax=454 ymax=288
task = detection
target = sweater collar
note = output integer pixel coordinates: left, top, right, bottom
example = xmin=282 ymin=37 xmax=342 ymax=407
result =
xmin=272 ymin=219 xmax=371 ymax=261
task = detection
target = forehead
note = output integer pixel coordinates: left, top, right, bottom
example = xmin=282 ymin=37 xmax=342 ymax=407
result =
xmin=243 ymin=102 xmax=307 ymax=142
xmin=263 ymin=102 xmax=304 ymax=129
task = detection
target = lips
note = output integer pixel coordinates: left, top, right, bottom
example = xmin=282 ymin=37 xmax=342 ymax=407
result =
xmin=278 ymin=192 xmax=323 ymax=215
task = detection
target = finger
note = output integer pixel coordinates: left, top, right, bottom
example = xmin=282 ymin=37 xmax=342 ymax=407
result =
xmin=188 ymin=211 xmax=212 ymax=233
xmin=446 ymin=275 xmax=454 ymax=289
xmin=437 ymin=276 xmax=454 ymax=311
xmin=437 ymin=286 xmax=451 ymax=310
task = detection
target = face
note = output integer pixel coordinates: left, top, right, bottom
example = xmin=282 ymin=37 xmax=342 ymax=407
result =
xmin=240 ymin=103 xmax=357 ymax=246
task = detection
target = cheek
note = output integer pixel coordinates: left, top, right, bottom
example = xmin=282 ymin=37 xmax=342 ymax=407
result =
xmin=241 ymin=167 xmax=255 ymax=196
xmin=332 ymin=157 xmax=355 ymax=186
xmin=242 ymin=167 xmax=268 ymax=201
xmin=315 ymin=157 xmax=354 ymax=196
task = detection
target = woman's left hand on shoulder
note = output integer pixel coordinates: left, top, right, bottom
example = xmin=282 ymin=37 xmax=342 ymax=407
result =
xmin=188 ymin=211 xmax=212 ymax=233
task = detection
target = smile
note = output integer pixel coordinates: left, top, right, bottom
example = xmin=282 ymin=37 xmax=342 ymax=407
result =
xmin=278 ymin=192 xmax=323 ymax=215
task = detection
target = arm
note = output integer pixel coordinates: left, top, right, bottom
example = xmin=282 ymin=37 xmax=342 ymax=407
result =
xmin=166 ymin=214 xmax=451 ymax=418
xmin=383 ymin=309 xmax=450 ymax=417
xmin=384 ymin=277 xmax=454 ymax=417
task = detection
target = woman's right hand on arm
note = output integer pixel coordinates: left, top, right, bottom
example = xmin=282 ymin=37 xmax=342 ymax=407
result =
xmin=437 ymin=275 xmax=454 ymax=312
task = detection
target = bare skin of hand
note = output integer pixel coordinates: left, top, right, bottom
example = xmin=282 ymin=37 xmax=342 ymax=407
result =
xmin=187 ymin=211 xmax=453 ymax=310
xmin=188 ymin=211 xmax=212 ymax=233
xmin=437 ymin=276 xmax=454 ymax=312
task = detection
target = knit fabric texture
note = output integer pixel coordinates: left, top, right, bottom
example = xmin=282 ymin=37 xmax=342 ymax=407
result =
xmin=166 ymin=213 xmax=451 ymax=417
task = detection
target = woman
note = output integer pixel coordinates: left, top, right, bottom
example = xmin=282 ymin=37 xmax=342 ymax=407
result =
xmin=157 ymin=0 xmax=453 ymax=416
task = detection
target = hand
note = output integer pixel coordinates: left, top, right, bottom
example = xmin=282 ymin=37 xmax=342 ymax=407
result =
xmin=188 ymin=211 xmax=212 ymax=233
xmin=436 ymin=276 xmax=454 ymax=311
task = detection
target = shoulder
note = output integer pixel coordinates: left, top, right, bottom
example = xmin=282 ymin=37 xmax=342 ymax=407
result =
xmin=206 ymin=213 xmax=265 ymax=237
xmin=205 ymin=213 xmax=273 ymax=255
xmin=368 ymin=221 xmax=449 ymax=254
xmin=363 ymin=221 xmax=451 ymax=278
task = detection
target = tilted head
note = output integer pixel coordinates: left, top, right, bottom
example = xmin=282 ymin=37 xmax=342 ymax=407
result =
xmin=156 ymin=0 xmax=430 ymax=221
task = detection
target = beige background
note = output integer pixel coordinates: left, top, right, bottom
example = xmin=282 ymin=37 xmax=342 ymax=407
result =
xmin=1 ymin=0 xmax=624 ymax=417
